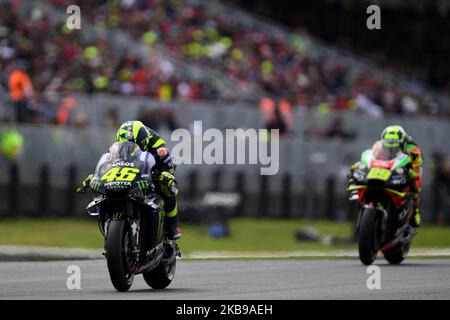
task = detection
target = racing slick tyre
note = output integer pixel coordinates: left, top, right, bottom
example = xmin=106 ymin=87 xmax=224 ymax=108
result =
xmin=358 ymin=207 xmax=381 ymax=265
xmin=143 ymin=247 xmax=176 ymax=289
xmin=383 ymin=242 xmax=410 ymax=265
xmin=105 ymin=220 xmax=134 ymax=292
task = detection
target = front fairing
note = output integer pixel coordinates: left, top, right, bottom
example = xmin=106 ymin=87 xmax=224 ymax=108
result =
xmin=351 ymin=150 xmax=411 ymax=188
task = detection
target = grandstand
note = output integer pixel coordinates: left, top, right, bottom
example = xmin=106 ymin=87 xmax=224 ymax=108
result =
xmin=1 ymin=0 xmax=449 ymax=122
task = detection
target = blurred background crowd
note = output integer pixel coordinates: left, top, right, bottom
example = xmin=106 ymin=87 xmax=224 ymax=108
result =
xmin=1 ymin=0 xmax=449 ymax=128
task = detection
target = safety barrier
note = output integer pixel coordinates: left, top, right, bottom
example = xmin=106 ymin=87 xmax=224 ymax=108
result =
xmin=0 ymin=162 xmax=447 ymax=225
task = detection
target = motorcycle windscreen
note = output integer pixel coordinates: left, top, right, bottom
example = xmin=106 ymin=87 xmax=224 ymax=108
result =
xmin=93 ymin=142 xmax=141 ymax=178
xmin=372 ymin=143 xmax=402 ymax=161
xmin=93 ymin=142 xmax=143 ymax=193
xmin=109 ymin=141 xmax=141 ymax=163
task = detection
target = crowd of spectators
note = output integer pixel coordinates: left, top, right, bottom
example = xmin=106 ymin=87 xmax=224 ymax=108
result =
xmin=1 ymin=0 xmax=449 ymax=126
xmin=51 ymin=0 xmax=447 ymax=118
xmin=234 ymin=0 xmax=450 ymax=94
xmin=0 ymin=1 xmax=219 ymax=124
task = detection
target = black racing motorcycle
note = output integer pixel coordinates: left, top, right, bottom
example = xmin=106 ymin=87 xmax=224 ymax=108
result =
xmin=85 ymin=142 xmax=179 ymax=292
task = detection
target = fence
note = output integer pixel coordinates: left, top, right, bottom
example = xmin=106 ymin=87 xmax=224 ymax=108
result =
xmin=0 ymin=162 xmax=358 ymax=222
xmin=0 ymin=159 xmax=448 ymax=225
xmin=2 ymin=92 xmax=450 ymax=141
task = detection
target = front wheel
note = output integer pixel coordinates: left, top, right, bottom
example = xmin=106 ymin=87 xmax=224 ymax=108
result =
xmin=358 ymin=207 xmax=381 ymax=265
xmin=105 ymin=220 xmax=134 ymax=292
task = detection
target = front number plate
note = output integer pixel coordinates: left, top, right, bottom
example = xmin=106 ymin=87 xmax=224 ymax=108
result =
xmin=367 ymin=168 xmax=391 ymax=181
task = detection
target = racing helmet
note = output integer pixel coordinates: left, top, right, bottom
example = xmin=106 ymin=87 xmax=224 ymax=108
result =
xmin=116 ymin=120 xmax=151 ymax=151
xmin=380 ymin=125 xmax=407 ymax=151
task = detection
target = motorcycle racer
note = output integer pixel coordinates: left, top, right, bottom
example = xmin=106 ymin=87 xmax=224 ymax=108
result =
xmin=77 ymin=120 xmax=181 ymax=240
xmin=349 ymin=125 xmax=423 ymax=227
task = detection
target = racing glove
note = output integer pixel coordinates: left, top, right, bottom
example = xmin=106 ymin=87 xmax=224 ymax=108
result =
xmin=158 ymin=171 xmax=178 ymax=198
xmin=76 ymin=174 xmax=93 ymax=193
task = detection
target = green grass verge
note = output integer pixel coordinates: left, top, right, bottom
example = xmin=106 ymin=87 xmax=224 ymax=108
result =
xmin=0 ymin=217 xmax=449 ymax=254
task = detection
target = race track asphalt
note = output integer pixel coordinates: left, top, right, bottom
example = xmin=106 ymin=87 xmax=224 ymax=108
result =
xmin=0 ymin=259 xmax=449 ymax=299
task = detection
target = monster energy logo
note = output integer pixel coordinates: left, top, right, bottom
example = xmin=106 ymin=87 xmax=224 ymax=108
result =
xmin=91 ymin=181 xmax=101 ymax=192
xmin=136 ymin=180 xmax=149 ymax=196
xmin=105 ymin=181 xmax=131 ymax=189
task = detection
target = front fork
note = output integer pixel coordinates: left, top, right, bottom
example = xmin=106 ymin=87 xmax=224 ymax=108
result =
xmin=356 ymin=202 xmax=389 ymax=239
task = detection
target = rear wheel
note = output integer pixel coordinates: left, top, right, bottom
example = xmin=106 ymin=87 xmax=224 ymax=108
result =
xmin=105 ymin=220 xmax=134 ymax=292
xmin=384 ymin=241 xmax=410 ymax=264
xmin=143 ymin=246 xmax=176 ymax=289
xmin=358 ymin=208 xmax=381 ymax=265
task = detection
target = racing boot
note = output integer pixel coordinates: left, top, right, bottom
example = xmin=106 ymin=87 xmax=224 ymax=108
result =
xmin=409 ymin=172 xmax=422 ymax=228
xmin=165 ymin=215 xmax=181 ymax=240
xmin=410 ymin=207 xmax=422 ymax=228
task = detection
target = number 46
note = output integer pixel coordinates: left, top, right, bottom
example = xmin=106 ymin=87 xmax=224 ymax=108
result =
xmin=101 ymin=167 xmax=140 ymax=182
